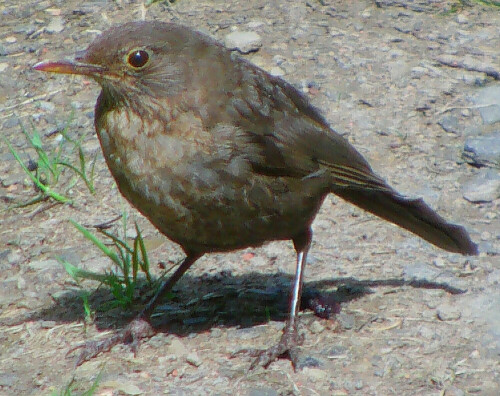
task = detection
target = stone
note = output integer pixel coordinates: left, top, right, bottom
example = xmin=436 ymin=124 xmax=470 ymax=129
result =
xmin=438 ymin=115 xmax=460 ymax=134
xmin=46 ymin=17 xmax=65 ymax=34
xmin=473 ymin=86 xmax=500 ymax=125
xmin=168 ymin=338 xmax=188 ymax=356
xmin=28 ymin=259 xmax=60 ymax=271
xmin=248 ymin=387 xmax=278 ymax=396
xmin=186 ymin=352 xmax=203 ymax=367
xmin=463 ymin=132 xmax=500 ymax=168
xmin=436 ymin=303 xmax=461 ymax=321
xmin=462 ymin=169 xmax=500 ymax=203
xmin=224 ymin=31 xmax=262 ymax=54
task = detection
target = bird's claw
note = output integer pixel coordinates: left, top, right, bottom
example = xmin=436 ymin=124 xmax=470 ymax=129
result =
xmin=241 ymin=324 xmax=304 ymax=370
xmin=69 ymin=317 xmax=155 ymax=366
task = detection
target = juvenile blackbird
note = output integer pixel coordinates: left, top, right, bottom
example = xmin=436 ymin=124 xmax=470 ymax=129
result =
xmin=34 ymin=21 xmax=477 ymax=369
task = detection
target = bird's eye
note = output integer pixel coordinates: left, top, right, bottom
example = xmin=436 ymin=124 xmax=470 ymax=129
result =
xmin=127 ymin=49 xmax=150 ymax=69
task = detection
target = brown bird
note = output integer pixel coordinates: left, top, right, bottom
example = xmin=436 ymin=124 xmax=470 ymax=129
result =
xmin=34 ymin=21 xmax=477 ymax=369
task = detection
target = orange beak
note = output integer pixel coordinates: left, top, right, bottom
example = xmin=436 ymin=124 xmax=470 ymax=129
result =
xmin=33 ymin=60 xmax=105 ymax=76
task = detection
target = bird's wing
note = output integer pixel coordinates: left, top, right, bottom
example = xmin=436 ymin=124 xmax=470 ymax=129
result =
xmin=226 ymin=62 xmax=391 ymax=192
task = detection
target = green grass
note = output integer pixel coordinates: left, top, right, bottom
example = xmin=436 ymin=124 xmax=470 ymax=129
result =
xmin=470 ymin=0 xmax=500 ymax=6
xmin=60 ymin=214 xmax=154 ymax=310
xmin=4 ymin=120 xmax=97 ymax=206
xmin=451 ymin=0 xmax=500 ymax=11
xmin=49 ymin=368 xmax=103 ymax=396
xmin=7 ymin=117 xmax=158 ymax=315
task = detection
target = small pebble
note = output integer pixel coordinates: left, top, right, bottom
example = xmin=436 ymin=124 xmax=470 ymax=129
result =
xmin=463 ymin=132 xmax=500 ymax=167
xmin=270 ymin=66 xmax=285 ymax=77
xmin=46 ymin=17 xmax=65 ymax=34
xmin=436 ymin=304 xmax=461 ymax=321
xmin=462 ymin=170 xmax=500 ymax=203
xmin=248 ymin=387 xmax=278 ymax=396
xmin=481 ymin=231 xmax=491 ymax=241
xmin=28 ymin=259 xmax=60 ymax=271
xmin=309 ymin=320 xmax=326 ymax=334
xmin=302 ymin=367 xmax=327 ymax=380
xmin=224 ymin=31 xmax=262 ymax=54
xmin=186 ymin=352 xmax=202 ymax=367
xmin=433 ymin=257 xmax=445 ymax=268
xmin=168 ymin=338 xmax=188 ymax=356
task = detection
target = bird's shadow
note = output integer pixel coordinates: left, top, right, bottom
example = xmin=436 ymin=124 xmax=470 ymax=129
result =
xmin=11 ymin=271 xmax=465 ymax=337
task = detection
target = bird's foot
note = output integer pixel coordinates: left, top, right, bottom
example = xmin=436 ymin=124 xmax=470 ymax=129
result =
xmin=69 ymin=316 xmax=154 ymax=366
xmin=244 ymin=323 xmax=304 ymax=370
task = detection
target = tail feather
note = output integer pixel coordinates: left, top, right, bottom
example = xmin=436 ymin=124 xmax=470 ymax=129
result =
xmin=335 ymin=188 xmax=478 ymax=255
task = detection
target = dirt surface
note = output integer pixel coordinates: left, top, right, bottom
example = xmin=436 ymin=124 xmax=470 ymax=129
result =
xmin=1 ymin=0 xmax=499 ymax=395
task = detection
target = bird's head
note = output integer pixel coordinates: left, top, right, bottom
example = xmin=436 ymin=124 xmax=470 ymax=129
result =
xmin=34 ymin=21 xmax=220 ymax=106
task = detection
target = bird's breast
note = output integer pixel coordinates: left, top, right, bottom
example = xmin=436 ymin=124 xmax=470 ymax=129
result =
xmin=95 ymin=104 xmax=326 ymax=252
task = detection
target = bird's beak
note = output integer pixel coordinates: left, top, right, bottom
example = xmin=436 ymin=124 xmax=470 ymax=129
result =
xmin=33 ymin=60 xmax=105 ymax=76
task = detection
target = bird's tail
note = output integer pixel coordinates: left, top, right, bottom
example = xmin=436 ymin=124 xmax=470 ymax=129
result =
xmin=334 ymin=188 xmax=478 ymax=255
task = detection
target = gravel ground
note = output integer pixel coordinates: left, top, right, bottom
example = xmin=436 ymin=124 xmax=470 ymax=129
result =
xmin=1 ymin=1 xmax=499 ymax=395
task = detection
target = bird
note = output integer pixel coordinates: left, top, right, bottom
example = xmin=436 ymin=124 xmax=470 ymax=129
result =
xmin=34 ymin=20 xmax=478 ymax=369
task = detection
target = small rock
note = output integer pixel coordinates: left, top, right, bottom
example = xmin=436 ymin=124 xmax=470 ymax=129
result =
xmin=228 ymin=326 xmax=264 ymax=340
xmin=473 ymin=86 xmax=500 ymax=125
xmin=28 ymin=259 xmax=60 ymax=271
xmin=185 ymin=352 xmax=202 ymax=367
xmin=411 ymin=66 xmax=427 ymax=78
xmin=330 ymin=344 xmax=350 ymax=355
xmin=433 ymin=257 xmax=446 ymax=268
xmin=337 ymin=312 xmax=355 ymax=329
xmin=309 ymin=320 xmax=325 ymax=334
xmin=480 ymin=231 xmax=491 ymax=241
xmin=463 ymin=132 xmax=500 ymax=168
xmin=100 ymin=380 xmax=142 ymax=395
xmin=0 ymin=63 xmax=8 ymax=73
xmin=0 ymin=373 xmax=17 ymax=387
xmin=168 ymin=338 xmax=188 ymax=356
xmin=269 ymin=66 xmax=285 ymax=77
xmin=12 ymin=24 xmax=36 ymax=35
xmin=247 ymin=21 xmax=265 ymax=30
xmin=462 ymin=169 xmax=500 ymax=203
xmin=38 ymin=100 xmax=55 ymax=113
xmin=297 ymin=356 xmax=321 ymax=369
xmin=329 ymin=28 xmax=344 ymax=37
xmin=248 ymin=387 xmax=278 ymax=396
xmin=148 ymin=333 xmax=169 ymax=348
xmin=224 ymin=31 xmax=262 ymax=54
xmin=46 ymin=17 xmax=65 ymax=34
xmin=272 ymin=55 xmax=286 ymax=65
xmin=302 ymin=367 xmax=327 ymax=380
xmin=456 ymin=14 xmax=468 ymax=24
xmin=445 ymin=386 xmax=465 ymax=396
xmin=436 ymin=304 xmax=461 ymax=321
xmin=438 ymin=115 xmax=460 ymax=134
xmin=45 ymin=8 xmax=62 ymax=16
xmin=5 ymin=36 xmax=17 ymax=44
xmin=354 ymin=380 xmax=364 ymax=390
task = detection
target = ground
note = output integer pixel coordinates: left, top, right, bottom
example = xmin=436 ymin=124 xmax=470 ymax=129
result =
xmin=1 ymin=0 xmax=499 ymax=395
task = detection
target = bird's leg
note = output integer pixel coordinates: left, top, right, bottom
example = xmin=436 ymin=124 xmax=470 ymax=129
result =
xmin=250 ymin=229 xmax=312 ymax=370
xmin=72 ymin=253 xmax=201 ymax=366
